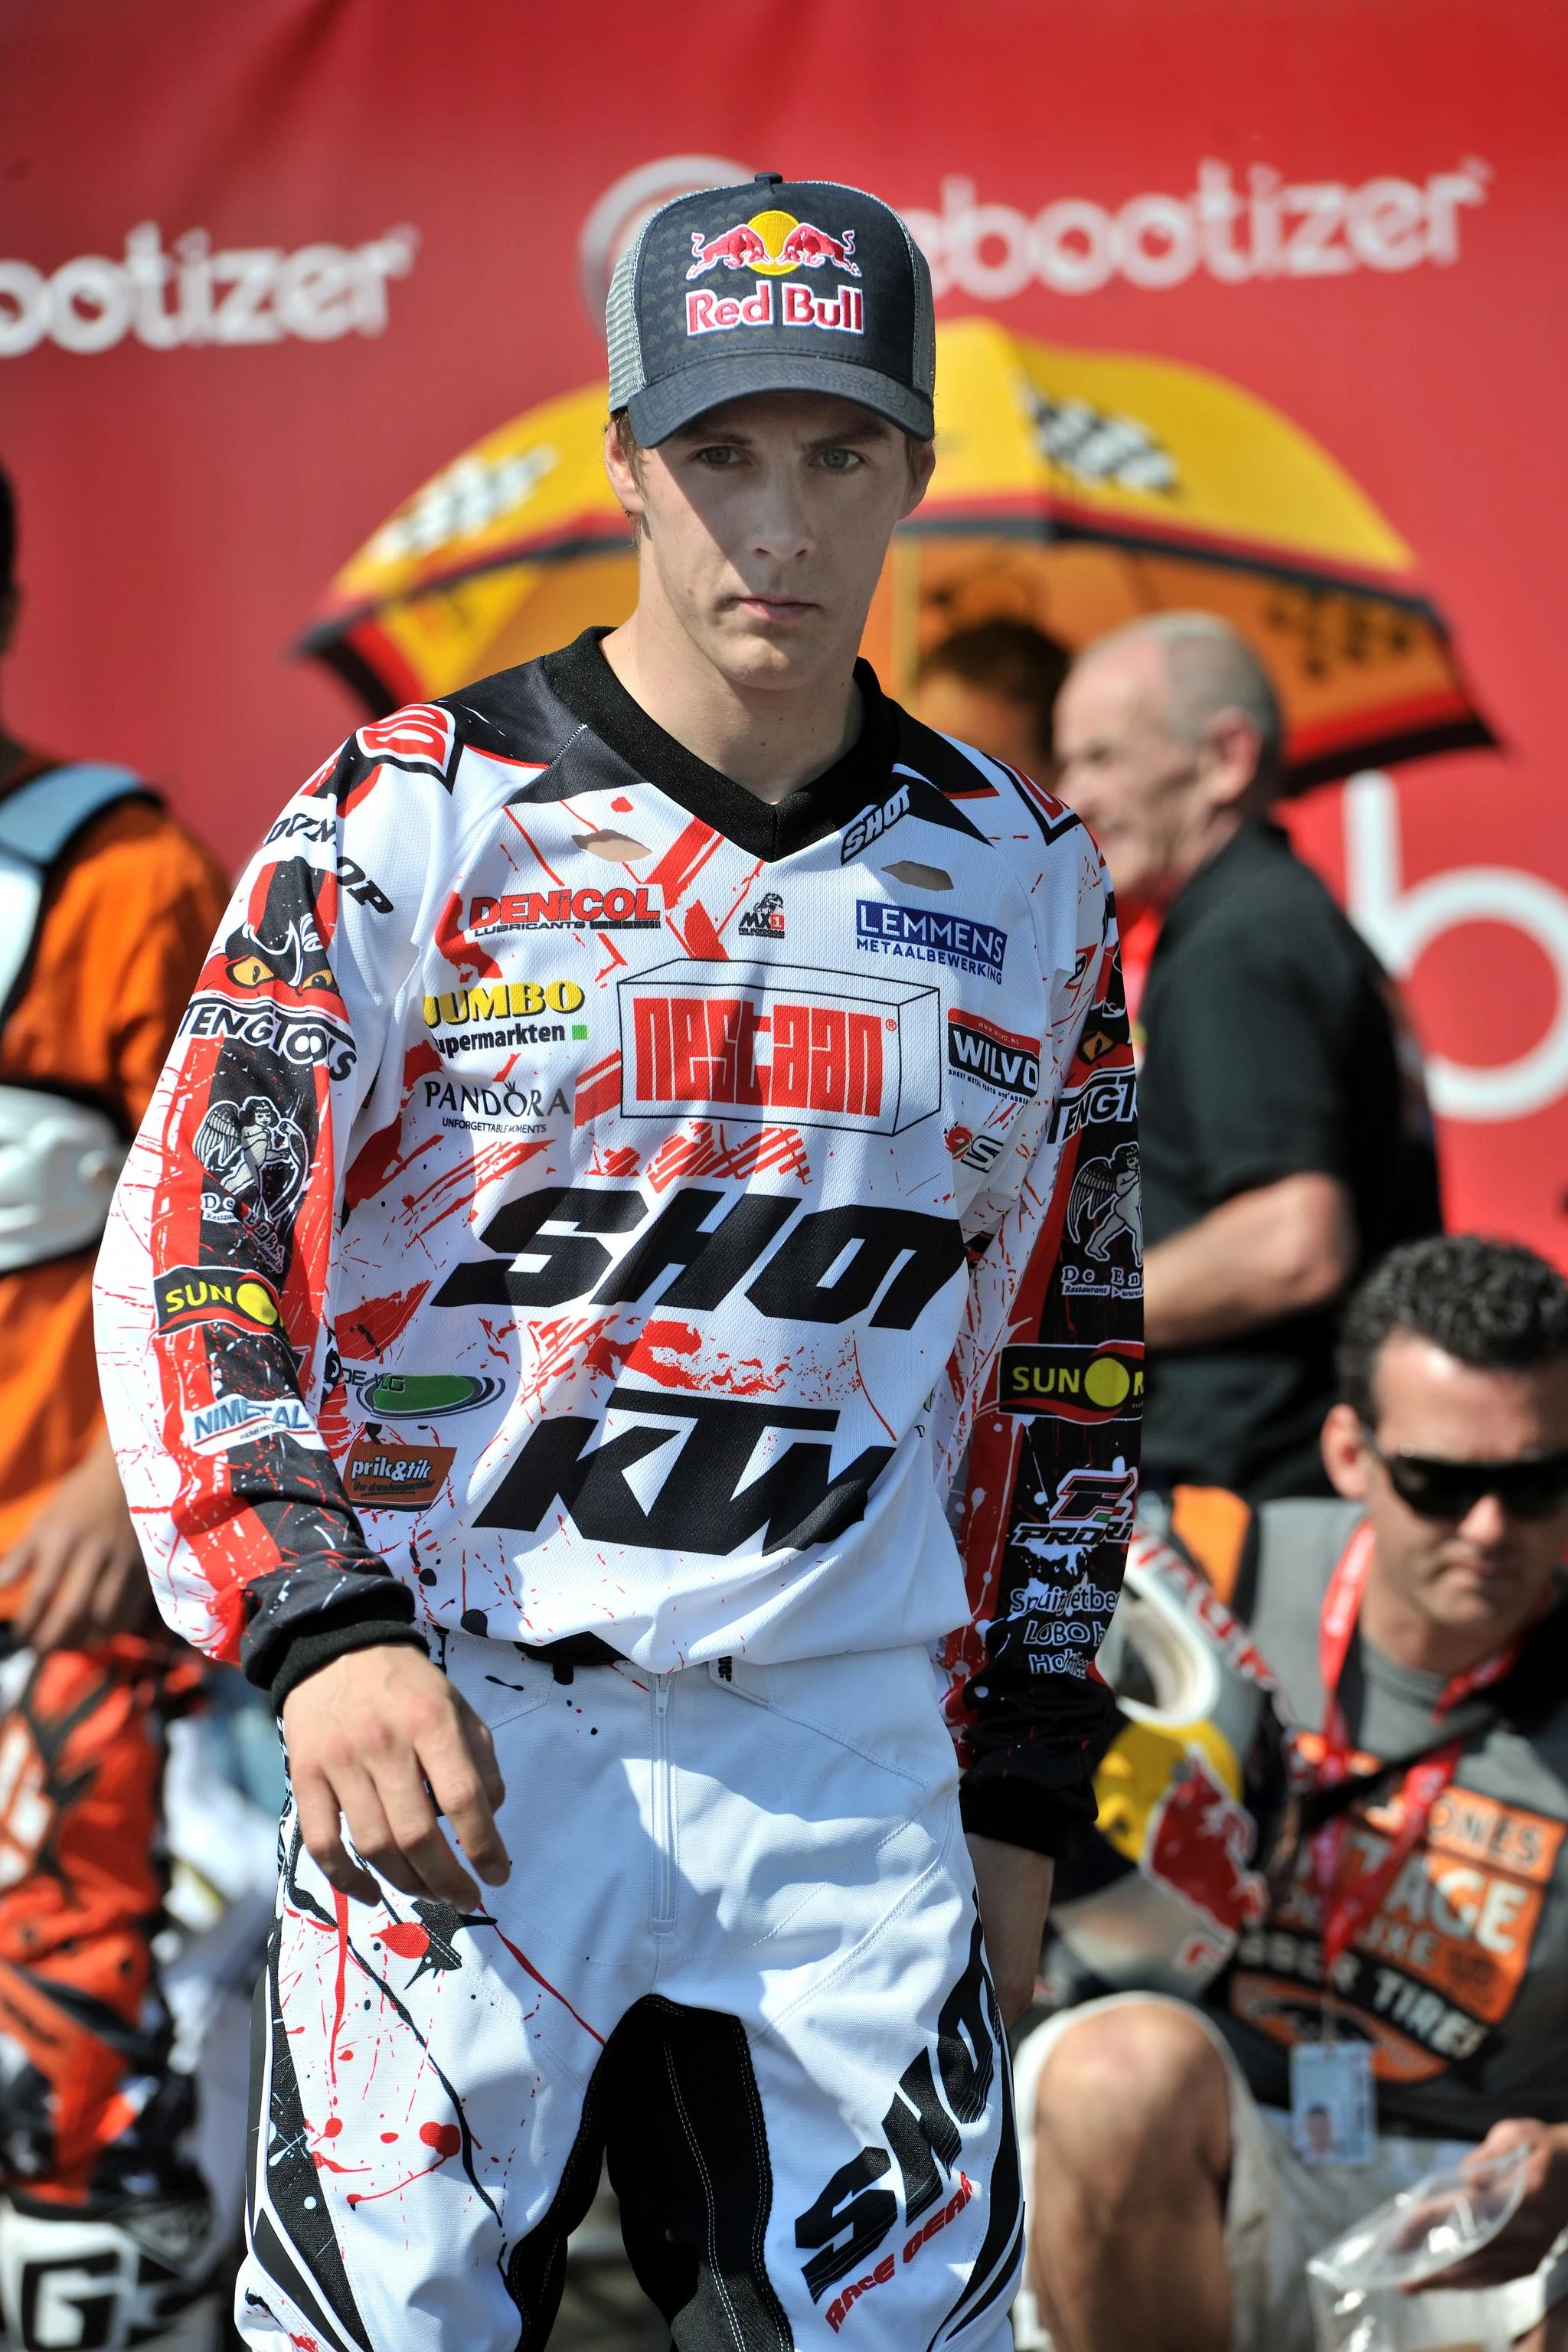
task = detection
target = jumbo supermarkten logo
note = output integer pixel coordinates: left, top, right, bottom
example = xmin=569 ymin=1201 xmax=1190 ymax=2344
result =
xmin=998 ymin=1341 xmax=1144 ymax=1419
xmin=425 ymin=978 xmax=587 ymax=1060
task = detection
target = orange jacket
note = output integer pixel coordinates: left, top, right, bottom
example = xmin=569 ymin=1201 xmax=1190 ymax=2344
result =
xmin=0 ymin=761 xmax=227 ymax=1561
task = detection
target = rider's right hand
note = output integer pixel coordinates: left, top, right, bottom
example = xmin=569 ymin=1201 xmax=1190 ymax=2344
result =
xmin=283 ymin=1643 xmax=510 ymax=1909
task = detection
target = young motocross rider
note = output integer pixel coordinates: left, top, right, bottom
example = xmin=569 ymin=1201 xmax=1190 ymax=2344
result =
xmin=96 ymin=176 xmax=1142 ymax=2350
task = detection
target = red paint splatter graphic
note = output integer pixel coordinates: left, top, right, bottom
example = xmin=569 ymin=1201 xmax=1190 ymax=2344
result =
xmin=490 ymin=1925 xmax=603 ymax=2044
xmin=676 ymin=902 xmax=727 ymax=960
xmin=377 ymin=1922 xmax=431 ymax=1960
xmin=645 ymin=1121 xmax=810 ymax=1195
xmin=338 ymin=1283 xmax=431 ymax=1361
xmin=418 ymin=2120 xmax=462 ymax=2158
xmin=590 ymin=1144 xmax=641 ymax=1180
xmin=574 ymin=1053 xmax=622 ymax=1128
xmin=647 ymin=816 xmax=722 ymax=909
xmin=433 ymin=889 xmax=498 ymax=978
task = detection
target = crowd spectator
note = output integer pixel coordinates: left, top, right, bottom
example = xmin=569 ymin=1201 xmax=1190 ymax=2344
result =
xmin=914 ymin=614 xmax=1070 ymax=780
xmin=1054 ymin=611 xmax=1442 ymax=1499
xmin=1014 ymin=1234 xmax=1568 ymax=2352
xmin=0 ymin=461 xmax=233 ymax=2347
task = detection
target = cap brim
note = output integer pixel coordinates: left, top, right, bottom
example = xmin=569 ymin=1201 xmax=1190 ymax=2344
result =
xmin=627 ymin=353 xmax=934 ymax=446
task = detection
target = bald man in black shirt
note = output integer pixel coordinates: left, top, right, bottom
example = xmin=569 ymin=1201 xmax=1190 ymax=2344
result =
xmin=1054 ymin=612 xmax=1441 ymax=1498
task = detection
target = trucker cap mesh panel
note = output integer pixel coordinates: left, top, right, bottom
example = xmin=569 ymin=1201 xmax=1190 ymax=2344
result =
xmin=605 ymin=228 xmax=652 ymax=408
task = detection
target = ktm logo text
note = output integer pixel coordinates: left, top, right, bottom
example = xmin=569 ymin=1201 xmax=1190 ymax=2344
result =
xmin=436 ymin=1183 xmax=965 ymax=1552
xmin=619 ymin=963 xmax=941 ymax=1135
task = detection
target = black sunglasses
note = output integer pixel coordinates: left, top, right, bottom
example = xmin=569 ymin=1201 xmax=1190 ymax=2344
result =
xmin=1361 ymin=1426 xmax=1568 ymax=1522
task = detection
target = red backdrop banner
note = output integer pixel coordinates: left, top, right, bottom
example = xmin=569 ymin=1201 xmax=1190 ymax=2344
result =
xmin=2 ymin=0 xmax=1563 ymax=1251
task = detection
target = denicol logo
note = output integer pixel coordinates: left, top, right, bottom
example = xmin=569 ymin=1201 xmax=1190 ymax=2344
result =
xmin=856 ymin=901 xmax=1006 ymax=984
xmin=467 ymin=887 xmax=659 ymax=934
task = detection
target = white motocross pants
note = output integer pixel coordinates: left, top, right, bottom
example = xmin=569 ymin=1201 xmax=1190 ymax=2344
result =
xmin=238 ymin=1634 xmax=1022 ymax=2350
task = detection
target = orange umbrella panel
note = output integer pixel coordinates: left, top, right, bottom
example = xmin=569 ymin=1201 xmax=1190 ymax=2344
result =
xmin=301 ymin=320 xmax=1495 ymax=789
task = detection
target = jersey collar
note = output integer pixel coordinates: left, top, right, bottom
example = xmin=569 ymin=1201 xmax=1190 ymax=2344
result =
xmin=538 ymin=627 xmax=899 ymax=864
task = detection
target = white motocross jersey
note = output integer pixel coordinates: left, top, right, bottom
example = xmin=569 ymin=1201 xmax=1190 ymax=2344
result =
xmin=96 ymin=633 xmax=1142 ymax=1847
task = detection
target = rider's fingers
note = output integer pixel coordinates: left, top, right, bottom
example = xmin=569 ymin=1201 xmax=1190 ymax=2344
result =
xmin=453 ymin=1694 xmax=507 ymax=1813
xmin=420 ymin=1709 xmax=510 ymax=1888
xmin=294 ymin=1766 xmax=381 ymax=1906
xmin=376 ymin=1758 xmax=486 ymax=1909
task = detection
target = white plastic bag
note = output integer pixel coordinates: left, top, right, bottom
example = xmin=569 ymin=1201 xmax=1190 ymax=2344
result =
xmin=1307 ymin=2144 xmax=1530 ymax=2352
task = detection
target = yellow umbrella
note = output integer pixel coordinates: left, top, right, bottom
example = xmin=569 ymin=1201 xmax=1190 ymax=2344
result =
xmin=301 ymin=318 xmax=1492 ymax=789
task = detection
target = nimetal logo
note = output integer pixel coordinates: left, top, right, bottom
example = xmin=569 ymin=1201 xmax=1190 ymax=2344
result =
xmin=618 ymin=959 xmax=941 ymax=1135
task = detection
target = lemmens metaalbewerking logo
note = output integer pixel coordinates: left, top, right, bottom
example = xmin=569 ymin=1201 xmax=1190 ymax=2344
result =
xmin=0 ymin=221 xmax=417 ymax=358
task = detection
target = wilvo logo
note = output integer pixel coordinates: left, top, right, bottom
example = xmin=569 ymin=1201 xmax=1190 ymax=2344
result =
xmin=946 ymin=1011 xmax=1040 ymax=1100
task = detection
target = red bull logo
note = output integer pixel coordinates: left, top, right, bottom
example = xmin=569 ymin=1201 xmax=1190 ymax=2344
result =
xmin=684 ymin=207 xmax=867 ymax=340
xmin=687 ymin=208 xmax=861 ymax=279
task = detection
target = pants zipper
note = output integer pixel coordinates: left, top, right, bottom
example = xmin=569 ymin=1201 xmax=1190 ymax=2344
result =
xmin=652 ymin=1674 xmax=675 ymax=1938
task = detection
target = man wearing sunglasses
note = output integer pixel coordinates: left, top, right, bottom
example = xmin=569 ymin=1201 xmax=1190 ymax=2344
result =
xmin=1018 ymin=1233 xmax=1568 ymax=2352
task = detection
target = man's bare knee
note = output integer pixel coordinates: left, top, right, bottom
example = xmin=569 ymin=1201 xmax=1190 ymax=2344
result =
xmin=1035 ymin=2001 xmax=1232 ymax=2190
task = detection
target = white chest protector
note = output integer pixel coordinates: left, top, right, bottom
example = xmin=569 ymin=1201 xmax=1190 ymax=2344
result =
xmin=0 ymin=763 xmax=152 ymax=1277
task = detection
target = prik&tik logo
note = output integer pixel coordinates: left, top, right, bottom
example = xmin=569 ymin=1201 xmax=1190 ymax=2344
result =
xmin=344 ymin=1438 xmax=456 ymax=1511
xmin=685 ymin=207 xmax=864 ymax=339
xmin=619 ymin=959 xmax=940 ymax=1135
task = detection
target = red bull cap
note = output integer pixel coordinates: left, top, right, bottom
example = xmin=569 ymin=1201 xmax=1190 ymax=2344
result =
xmin=606 ymin=172 xmax=935 ymax=445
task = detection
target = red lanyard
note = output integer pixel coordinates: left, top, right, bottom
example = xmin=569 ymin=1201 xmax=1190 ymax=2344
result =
xmin=1308 ymin=1524 xmax=1520 ymax=1983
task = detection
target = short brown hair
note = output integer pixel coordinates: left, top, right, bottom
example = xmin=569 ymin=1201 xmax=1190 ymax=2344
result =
xmin=919 ymin=619 xmax=1072 ymax=749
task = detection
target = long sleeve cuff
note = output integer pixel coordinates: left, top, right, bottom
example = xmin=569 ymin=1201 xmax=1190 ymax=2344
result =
xmin=240 ymin=1573 xmax=426 ymax=1710
xmin=266 ymin=1615 xmax=430 ymax=1711
xmin=959 ymin=1771 xmax=1096 ymax=1860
